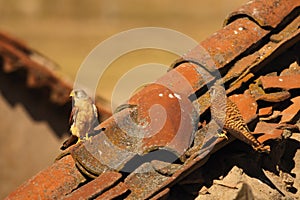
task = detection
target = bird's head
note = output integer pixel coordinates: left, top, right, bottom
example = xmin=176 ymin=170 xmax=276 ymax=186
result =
xmin=210 ymin=85 xmax=224 ymax=98
xmin=70 ymin=89 xmax=89 ymax=100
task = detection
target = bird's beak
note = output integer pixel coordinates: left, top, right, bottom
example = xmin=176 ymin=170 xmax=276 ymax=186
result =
xmin=70 ymin=91 xmax=75 ymax=97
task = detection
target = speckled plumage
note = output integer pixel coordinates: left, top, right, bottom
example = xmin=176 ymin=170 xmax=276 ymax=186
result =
xmin=210 ymin=85 xmax=270 ymax=153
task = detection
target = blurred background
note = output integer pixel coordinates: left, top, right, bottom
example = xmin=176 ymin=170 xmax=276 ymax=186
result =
xmin=0 ymin=0 xmax=247 ymax=198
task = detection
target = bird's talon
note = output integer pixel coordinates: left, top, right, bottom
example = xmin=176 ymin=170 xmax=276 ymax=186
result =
xmin=254 ymin=145 xmax=271 ymax=153
xmin=218 ymin=131 xmax=228 ymax=140
xmin=85 ymin=133 xmax=91 ymax=141
xmin=76 ymin=138 xmax=82 ymax=144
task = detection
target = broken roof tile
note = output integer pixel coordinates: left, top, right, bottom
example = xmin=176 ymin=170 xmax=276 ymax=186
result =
xmin=257 ymin=90 xmax=291 ymax=102
xmin=200 ymin=18 xmax=269 ymax=69
xmin=229 ymin=91 xmax=258 ymax=123
xmin=258 ymin=106 xmax=273 ymax=116
xmin=95 ymin=182 xmax=129 ymax=200
xmin=150 ymin=188 xmax=170 ymax=200
xmin=280 ymin=96 xmax=300 ymax=123
xmin=64 ymin=171 xmax=122 ymax=199
xmin=280 ymin=61 xmax=300 ymax=76
xmin=254 ymin=122 xmax=284 ymax=143
xmin=124 ymin=163 xmax=169 ymax=199
xmin=224 ymin=0 xmax=300 ymax=28
xmin=0 ymin=32 xmax=112 ymax=121
xmin=260 ymin=74 xmax=300 ymax=90
xmin=5 ymin=156 xmax=86 ymax=200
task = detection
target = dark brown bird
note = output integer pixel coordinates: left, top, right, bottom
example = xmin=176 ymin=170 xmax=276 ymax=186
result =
xmin=210 ymin=84 xmax=270 ymax=153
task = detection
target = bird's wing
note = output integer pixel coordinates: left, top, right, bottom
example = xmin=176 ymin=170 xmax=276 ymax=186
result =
xmin=61 ymin=105 xmax=79 ymax=150
xmin=92 ymin=104 xmax=98 ymax=118
xmin=69 ymin=106 xmax=79 ymax=125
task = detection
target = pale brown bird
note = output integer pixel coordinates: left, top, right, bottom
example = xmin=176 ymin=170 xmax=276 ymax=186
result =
xmin=61 ymin=89 xmax=99 ymax=150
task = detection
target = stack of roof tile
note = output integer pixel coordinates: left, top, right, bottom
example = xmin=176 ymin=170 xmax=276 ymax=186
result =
xmin=4 ymin=0 xmax=300 ymax=199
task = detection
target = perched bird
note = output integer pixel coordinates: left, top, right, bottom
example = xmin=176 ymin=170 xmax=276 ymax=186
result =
xmin=61 ymin=89 xmax=99 ymax=150
xmin=210 ymin=84 xmax=270 ymax=153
